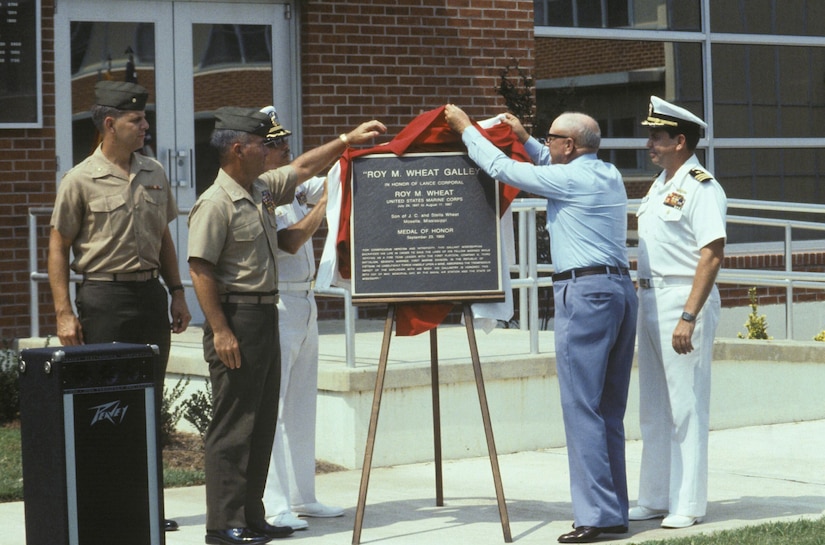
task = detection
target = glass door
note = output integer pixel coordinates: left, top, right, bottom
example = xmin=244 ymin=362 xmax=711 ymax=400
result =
xmin=54 ymin=0 xmax=298 ymax=324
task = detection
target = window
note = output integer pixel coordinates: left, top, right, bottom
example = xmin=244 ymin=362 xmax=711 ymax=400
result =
xmin=533 ymin=0 xmax=700 ymax=30
xmin=534 ymin=0 xmax=825 ymax=245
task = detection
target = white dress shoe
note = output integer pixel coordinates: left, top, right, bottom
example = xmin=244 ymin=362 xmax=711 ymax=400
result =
xmin=268 ymin=511 xmax=309 ymax=530
xmin=628 ymin=506 xmax=669 ymax=520
xmin=293 ymin=502 xmax=345 ymax=518
xmin=662 ymin=514 xmax=702 ymax=528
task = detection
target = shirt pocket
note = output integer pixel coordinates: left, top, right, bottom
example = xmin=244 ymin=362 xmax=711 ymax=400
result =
xmin=231 ymin=218 xmax=265 ymax=270
xmin=652 ymin=204 xmax=684 ymax=244
xmin=88 ymin=193 xmax=128 ymax=238
xmin=232 ymin=217 xmax=264 ymax=242
xmin=139 ymin=187 xmax=167 ymax=236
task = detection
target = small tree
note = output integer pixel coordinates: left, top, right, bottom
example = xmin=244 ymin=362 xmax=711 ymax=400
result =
xmin=494 ymin=58 xmax=535 ymax=133
xmin=738 ymin=287 xmax=771 ymax=340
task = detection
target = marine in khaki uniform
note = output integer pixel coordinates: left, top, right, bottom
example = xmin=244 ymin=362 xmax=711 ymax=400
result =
xmin=631 ymin=96 xmax=727 ymax=530
xmin=188 ymin=107 xmax=385 ymax=545
xmin=48 ymin=80 xmax=192 ymax=533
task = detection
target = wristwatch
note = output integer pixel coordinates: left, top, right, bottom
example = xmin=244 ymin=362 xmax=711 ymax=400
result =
xmin=681 ymin=311 xmax=696 ymax=322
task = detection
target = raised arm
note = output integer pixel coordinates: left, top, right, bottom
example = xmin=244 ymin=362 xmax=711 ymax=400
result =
xmin=290 ymin=120 xmax=387 ymax=183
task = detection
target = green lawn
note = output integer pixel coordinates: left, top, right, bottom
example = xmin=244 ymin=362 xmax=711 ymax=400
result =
xmin=0 ymin=426 xmax=23 ymax=502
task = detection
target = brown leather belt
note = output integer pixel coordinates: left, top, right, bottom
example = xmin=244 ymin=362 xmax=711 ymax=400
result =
xmin=83 ymin=269 xmax=159 ymax=282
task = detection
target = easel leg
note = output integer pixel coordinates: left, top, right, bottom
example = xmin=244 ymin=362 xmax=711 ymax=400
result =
xmin=352 ymin=304 xmax=396 ymax=545
xmin=463 ymin=304 xmax=513 ymax=542
xmin=430 ymin=328 xmax=444 ymax=506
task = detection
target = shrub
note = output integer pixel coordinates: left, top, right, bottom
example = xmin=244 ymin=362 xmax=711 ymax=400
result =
xmin=161 ymin=377 xmax=189 ymax=447
xmin=0 ymin=342 xmax=20 ymax=425
xmin=738 ymin=287 xmax=771 ymax=340
xmin=181 ymin=378 xmax=212 ymax=440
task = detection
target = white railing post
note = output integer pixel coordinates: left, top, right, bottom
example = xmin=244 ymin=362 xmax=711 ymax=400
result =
xmin=28 ymin=209 xmax=41 ymax=338
xmin=517 ymin=206 xmax=529 ymax=332
xmin=527 ymin=207 xmax=539 ymax=353
xmin=785 ymin=223 xmax=794 ymax=339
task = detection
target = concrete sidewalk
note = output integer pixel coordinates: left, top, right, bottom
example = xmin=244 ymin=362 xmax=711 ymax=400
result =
xmin=3 ymin=419 xmax=825 ymax=544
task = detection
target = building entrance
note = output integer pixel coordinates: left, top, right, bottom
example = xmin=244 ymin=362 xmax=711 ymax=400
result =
xmin=54 ymin=1 xmax=298 ymax=324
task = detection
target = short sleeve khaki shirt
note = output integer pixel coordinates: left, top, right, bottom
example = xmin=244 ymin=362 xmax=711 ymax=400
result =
xmin=50 ymin=146 xmax=178 ymax=273
xmin=188 ymin=166 xmax=297 ymax=294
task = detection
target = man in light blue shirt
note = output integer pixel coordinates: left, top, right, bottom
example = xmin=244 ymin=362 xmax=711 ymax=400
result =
xmin=446 ymin=105 xmax=637 ymax=544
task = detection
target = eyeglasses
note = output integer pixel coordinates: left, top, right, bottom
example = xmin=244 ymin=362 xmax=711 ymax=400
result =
xmin=546 ymin=133 xmax=570 ymax=142
xmin=265 ymin=136 xmax=289 ymax=147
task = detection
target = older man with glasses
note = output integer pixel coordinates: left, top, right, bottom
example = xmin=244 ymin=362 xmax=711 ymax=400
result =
xmin=445 ymin=105 xmax=637 ymax=544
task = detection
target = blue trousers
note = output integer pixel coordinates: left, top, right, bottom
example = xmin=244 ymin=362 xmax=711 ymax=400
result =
xmin=553 ymin=272 xmax=637 ymax=528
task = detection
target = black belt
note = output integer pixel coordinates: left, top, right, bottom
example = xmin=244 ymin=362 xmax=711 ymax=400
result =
xmin=552 ymin=265 xmax=629 ymax=282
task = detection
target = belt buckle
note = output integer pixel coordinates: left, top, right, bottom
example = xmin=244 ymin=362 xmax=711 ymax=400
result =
xmin=639 ymin=278 xmax=652 ymax=289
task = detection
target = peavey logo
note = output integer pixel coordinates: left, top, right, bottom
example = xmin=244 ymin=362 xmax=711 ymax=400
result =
xmin=89 ymin=400 xmax=129 ymax=426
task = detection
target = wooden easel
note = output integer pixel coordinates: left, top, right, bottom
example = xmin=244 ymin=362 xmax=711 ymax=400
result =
xmin=351 ymin=303 xmax=512 ymax=544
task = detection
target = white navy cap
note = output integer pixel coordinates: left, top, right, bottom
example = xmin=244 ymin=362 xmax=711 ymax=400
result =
xmin=259 ymin=105 xmax=292 ymax=142
xmin=641 ymin=96 xmax=707 ymax=130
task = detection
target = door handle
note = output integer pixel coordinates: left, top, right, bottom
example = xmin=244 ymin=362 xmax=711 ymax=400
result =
xmin=175 ymin=150 xmax=194 ymax=188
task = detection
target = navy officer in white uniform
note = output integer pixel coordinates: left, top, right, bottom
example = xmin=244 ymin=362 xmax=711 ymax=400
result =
xmin=257 ymin=107 xmax=344 ymax=530
xmin=445 ymin=105 xmax=637 ymax=544
xmin=630 ymin=96 xmax=726 ymax=530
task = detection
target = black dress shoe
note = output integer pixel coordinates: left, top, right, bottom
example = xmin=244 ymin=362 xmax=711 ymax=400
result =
xmin=205 ymin=528 xmax=272 ymax=545
xmin=570 ymin=523 xmax=628 ymax=534
xmin=164 ymin=519 xmax=179 ymax=532
xmin=249 ymin=521 xmax=295 ymax=539
xmin=558 ymin=525 xmax=628 ymax=543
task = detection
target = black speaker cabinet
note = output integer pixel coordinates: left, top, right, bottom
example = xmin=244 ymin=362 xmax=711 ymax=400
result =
xmin=18 ymin=342 xmax=165 ymax=545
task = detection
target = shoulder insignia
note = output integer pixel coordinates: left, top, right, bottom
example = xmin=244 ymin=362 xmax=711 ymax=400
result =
xmin=689 ymin=168 xmax=714 ymax=183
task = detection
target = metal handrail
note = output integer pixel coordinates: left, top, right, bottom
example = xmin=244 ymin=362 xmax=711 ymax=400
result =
xmin=26 ymin=198 xmax=825 ymax=360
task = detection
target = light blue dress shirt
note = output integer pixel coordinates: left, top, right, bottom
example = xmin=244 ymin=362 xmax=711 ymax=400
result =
xmin=461 ymin=127 xmax=629 ymax=272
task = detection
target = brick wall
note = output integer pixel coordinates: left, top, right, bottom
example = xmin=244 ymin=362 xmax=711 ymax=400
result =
xmin=535 ymin=37 xmax=664 ymax=80
xmin=299 ymin=0 xmax=536 ymax=321
xmin=299 ymin=1 xmax=536 ymax=149
xmin=716 ymin=253 xmax=825 ymax=308
xmin=0 ymin=0 xmax=56 ymax=343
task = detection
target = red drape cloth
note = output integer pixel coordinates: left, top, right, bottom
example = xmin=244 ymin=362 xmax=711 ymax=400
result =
xmin=335 ymin=106 xmax=529 ymax=335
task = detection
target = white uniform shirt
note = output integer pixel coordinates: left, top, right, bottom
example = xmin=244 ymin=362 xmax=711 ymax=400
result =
xmin=275 ymin=176 xmax=326 ymax=285
xmin=636 ymin=155 xmax=727 ymax=279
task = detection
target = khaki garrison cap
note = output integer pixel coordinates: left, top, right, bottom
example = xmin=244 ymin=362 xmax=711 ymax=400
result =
xmin=214 ymin=107 xmax=271 ymax=136
xmin=641 ymin=95 xmax=707 ymax=130
xmin=259 ymin=105 xmax=292 ymax=142
xmin=94 ymin=81 xmax=148 ymax=111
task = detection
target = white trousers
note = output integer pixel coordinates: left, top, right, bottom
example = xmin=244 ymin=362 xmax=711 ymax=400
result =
xmin=636 ymin=284 xmax=720 ymax=517
xmin=263 ymin=291 xmax=319 ymax=516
